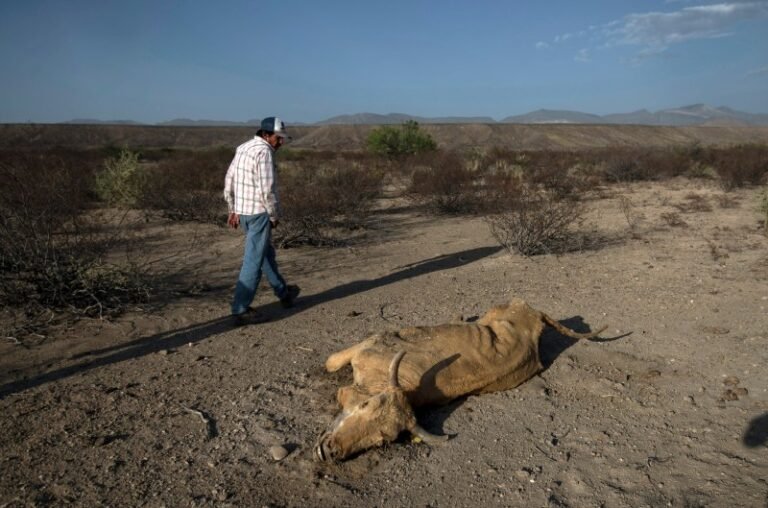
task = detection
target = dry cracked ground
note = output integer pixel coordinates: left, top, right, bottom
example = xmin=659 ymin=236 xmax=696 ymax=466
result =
xmin=1 ymin=180 xmax=767 ymax=507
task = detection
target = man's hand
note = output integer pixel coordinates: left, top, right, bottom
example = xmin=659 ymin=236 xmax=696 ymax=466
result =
xmin=227 ymin=212 xmax=240 ymax=229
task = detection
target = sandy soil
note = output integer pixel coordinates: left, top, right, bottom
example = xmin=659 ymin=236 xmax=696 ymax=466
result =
xmin=1 ymin=180 xmax=767 ymax=507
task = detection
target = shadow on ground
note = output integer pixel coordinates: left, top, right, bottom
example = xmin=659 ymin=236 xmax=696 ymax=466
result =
xmin=743 ymin=413 xmax=768 ymax=448
xmin=1 ymin=246 xmax=501 ymax=399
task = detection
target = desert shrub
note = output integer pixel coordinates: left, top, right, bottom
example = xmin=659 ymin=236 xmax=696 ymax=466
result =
xmin=474 ymin=147 xmax=526 ymax=172
xmin=685 ymin=161 xmax=718 ymax=179
xmin=759 ymin=188 xmax=768 ymax=231
xmin=274 ymin=160 xmax=384 ymax=247
xmin=475 ymin=165 xmax=524 ymax=213
xmin=484 ymin=186 xmax=586 ymax=256
xmin=581 ymin=147 xmax=694 ymax=184
xmin=660 ymin=212 xmax=688 ymax=228
xmin=0 ymin=153 xmax=151 ymax=340
xmin=714 ymin=193 xmax=740 ymax=208
xmin=600 ymin=149 xmax=660 ymax=183
xmin=707 ymin=144 xmax=768 ymax=191
xmin=367 ymin=121 xmax=437 ymax=157
xmin=675 ymin=193 xmax=713 ymax=213
xmin=139 ymin=147 xmax=231 ymax=223
xmin=408 ymin=151 xmax=477 ymax=214
xmin=618 ymin=195 xmax=643 ymax=239
xmin=94 ymin=148 xmax=146 ymax=207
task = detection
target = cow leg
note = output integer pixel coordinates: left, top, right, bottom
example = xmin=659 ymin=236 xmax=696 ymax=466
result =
xmin=325 ymin=335 xmax=381 ymax=372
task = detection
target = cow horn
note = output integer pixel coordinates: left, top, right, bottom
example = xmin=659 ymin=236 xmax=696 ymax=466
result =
xmin=411 ymin=424 xmax=450 ymax=445
xmin=388 ymin=351 xmax=406 ymax=388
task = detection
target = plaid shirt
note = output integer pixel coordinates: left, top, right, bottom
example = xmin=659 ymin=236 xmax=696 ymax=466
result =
xmin=223 ymin=136 xmax=280 ymax=217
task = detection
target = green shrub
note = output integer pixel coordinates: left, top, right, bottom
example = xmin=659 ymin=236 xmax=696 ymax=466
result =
xmin=94 ymin=148 xmax=145 ymax=207
xmin=367 ymin=121 xmax=437 ymax=157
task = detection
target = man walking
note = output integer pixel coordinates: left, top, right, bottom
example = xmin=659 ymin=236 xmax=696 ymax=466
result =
xmin=224 ymin=116 xmax=299 ymax=325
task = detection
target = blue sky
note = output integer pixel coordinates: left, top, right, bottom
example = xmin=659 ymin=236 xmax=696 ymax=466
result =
xmin=1 ymin=0 xmax=766 ymax=123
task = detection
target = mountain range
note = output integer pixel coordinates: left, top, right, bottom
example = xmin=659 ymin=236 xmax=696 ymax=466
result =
xmin=62 ymin=104 xmax=768 ymax=127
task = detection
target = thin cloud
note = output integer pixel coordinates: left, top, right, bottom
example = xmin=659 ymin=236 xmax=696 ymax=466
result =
xmin=535 ymin=41 xmax=549 ymax=49
xmin=622 ymin=46 xmax=673 ymax=65
xmin=613 ymin=2 xmax=768 ymax=48
xmin=746 ymin=65 xmax=768 ymax=76
xmin=547 ymin=2 xmax=768 ymax=62
xmin=575 ymin=48 xmax=591 ymax=62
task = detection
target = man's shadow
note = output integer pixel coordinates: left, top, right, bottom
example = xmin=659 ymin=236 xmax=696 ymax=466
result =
xmin=1 ymin=246 xmax=502 ymax=399
xmin=275 ymin=246 xmax=502 ymax=315
xmin=0 ymin=316 xmax=235 ymax=399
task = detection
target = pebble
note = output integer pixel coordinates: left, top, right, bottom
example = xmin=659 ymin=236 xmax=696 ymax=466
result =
xmin=269 ymin=445 xmax=289 ymax=461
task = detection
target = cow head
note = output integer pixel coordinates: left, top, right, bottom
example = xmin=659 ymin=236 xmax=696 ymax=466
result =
xmin=315 ymin=351 xmax=448 ymax=461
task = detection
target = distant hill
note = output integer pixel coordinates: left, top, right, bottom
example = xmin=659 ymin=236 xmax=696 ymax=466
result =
xmin=500 ymin=109 xmax=603 ymax=124
xmin=316 ymin=113 xmax=496 ymax=125
xmin=501 ymin=104 xmax=768 ymax=126
xmin=51 ymin=104 xmax=768 ymax=127
xmin=157 ymin=118 xmax=261 ymax=127
xmin=63 ymin=119 xmax=142 ymax=125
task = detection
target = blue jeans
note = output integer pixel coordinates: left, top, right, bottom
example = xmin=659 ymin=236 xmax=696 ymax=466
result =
xmin=231 ymin=213 xmax=287 ymax=315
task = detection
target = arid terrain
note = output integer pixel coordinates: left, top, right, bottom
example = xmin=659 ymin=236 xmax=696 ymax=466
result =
xmin=1 ymin=176 xmax=767 ymax=507
xmin=4 ymin=122 xmax=768 ymax=151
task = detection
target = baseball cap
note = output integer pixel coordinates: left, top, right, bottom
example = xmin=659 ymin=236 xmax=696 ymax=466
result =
xmin=261 ymin=116 xmax=290 ymax=139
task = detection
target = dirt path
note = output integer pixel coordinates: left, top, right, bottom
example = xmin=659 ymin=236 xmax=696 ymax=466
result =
xmin=1 ymin=181 xmax=767 ymax=507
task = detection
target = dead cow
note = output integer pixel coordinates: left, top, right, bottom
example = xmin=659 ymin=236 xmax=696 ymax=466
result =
xmin=315 ymin=297 xmax=606 ymax=461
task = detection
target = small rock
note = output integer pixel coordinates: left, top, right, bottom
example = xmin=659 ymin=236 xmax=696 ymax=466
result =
xmin=733 ymin=387 xmax=748 ymax=397
xmin=723 ymin=376 xmax=740 ymax=386
xmin=158 ymin=349 xmax=169 ymax=356
xmin=641 ymin=369 xmax=662 ymax=381
xmin=269 ymin=445 xmax=289 ymax=461
xmin=720 ymin=389 xmax=739 ymax=401
xmin=514 ymin=469 xmax=531 ymax=480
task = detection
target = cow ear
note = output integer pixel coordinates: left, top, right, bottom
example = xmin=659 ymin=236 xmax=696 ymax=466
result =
xmin=492 ymin=320 xmax=516 ymax=334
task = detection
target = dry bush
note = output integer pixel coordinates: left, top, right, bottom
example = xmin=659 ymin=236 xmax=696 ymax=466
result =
xmin=675 ymin=193 xmax=713 ymax=213
xmin=714 ymin=193 xmax=740 ymax=209
xmin=475 ymin=166 xmax=524 ymax=213
xmin=706 ymin=144 xmax=768 ymax=191
xmin=660 ymin=212 xmax=688 ymax=228
xmin=484 ymin=186 xmax=587 ymax=256
xmin=582 ymin=147 xmax=695 ymax=184
xmin=139 ymin=147 xmax=232 ymax=223
xmin=0 ymin=152 xmax=152 ymax=341
xmin=618 ymin=195 xmax=643 ymax=238
xmin=274 ymin=159 xmax=384 ymax=248
xmin=474 ymin=147 xmax=527 ymax=173
xmin=408 ymin=151 xmax=477 ymax=214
